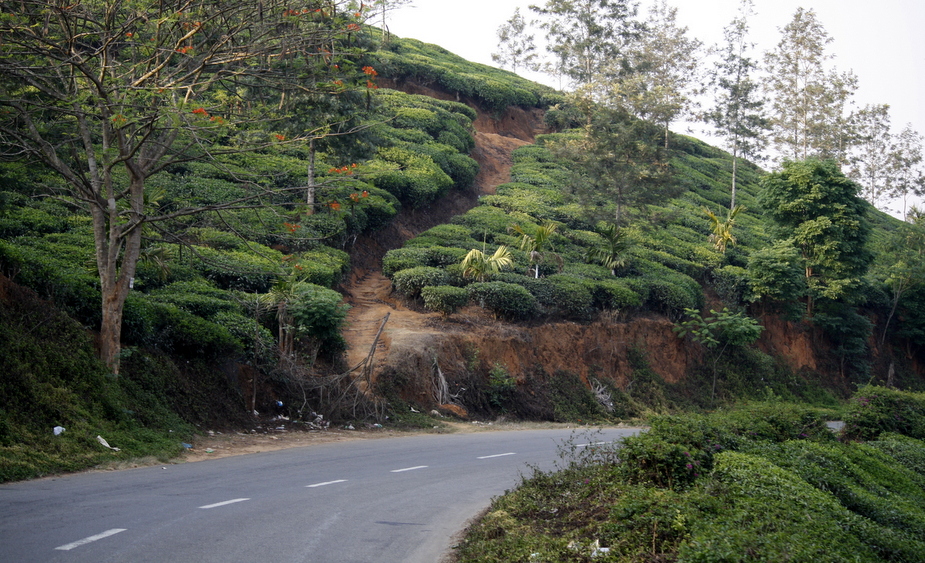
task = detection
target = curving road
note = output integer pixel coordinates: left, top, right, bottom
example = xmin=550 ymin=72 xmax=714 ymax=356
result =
xmin=0 ymin=428 xmax=641 ymax=563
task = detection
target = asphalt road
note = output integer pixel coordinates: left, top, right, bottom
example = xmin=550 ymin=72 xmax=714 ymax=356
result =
xmin=0 ymin=427 xmax=641 ymax=563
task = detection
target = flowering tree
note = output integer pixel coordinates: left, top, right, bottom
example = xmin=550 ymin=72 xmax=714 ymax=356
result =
xmin=0 ymin=0 xmax=371 ymax=373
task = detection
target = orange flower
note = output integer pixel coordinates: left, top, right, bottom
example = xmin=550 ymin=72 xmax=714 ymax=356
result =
xmin=328 ymin=201 xmax=341 ymax=211
xmin=275 ymin=134 xmax=286 ymax=141
xmin=362 ymin=66 xmax=378 ymax=76
xmin=192 ymin=107 xmax=208 ymax=116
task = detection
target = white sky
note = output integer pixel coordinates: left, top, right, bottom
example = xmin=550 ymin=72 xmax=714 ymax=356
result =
xmin=386 ymin=0 xmax=925 ymax=216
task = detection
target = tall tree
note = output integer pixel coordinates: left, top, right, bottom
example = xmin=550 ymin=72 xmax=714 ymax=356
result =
xmin=759 ymin=159 xmax=872 ymax=317
xmin=619 ymin=0 xmax=702 ymax=148
xmin=705 ymin=0 xmax=768 ymax=209
xmin=877 ymin=207 xmax=925 ymax=346
xmin=0 ymin=0 xmax=370 ymax=373
xmin=492 ymin=7 xmax=539 ymax=72
xmin=847 ymin=104 xmax=894 ymax=209
xmin=887 ymin=125 xmax=925 ymax=219
xmin=528 ymin=0 xmax=642 ymax=87
xmin=371 ymin=0 xmax=413 ymax=42
xmin=551 ymin=94 xmax=673 ymax=225
xmin=763 ymin=8 xmax=856 ymax=162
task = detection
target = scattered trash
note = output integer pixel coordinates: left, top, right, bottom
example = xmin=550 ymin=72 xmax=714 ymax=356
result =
xmin=96 ymin=435 xmax=120 ymax=452
xmin=204 ymin=448 xmax=215 ymax=453
xmin=345 ymin=424 xmax=355 ymax=430
xmin=409 ymin=406 xmax=420 ymax=413
xmin=207 ymin=430 xmax=215 ymax=436
xmin=430 ymin=410 xmax=442 ymax=417
xmin=181 ymin=443 xmax=193 ymax=449
xmin=53 ymin=426 xmax=65 ymax=436
xmin=275 ymin=426 xmax=286 ymax=431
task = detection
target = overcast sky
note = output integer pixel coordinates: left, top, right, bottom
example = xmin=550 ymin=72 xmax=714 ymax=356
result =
xmin=386 ymin=0 xmax=925 ymax=215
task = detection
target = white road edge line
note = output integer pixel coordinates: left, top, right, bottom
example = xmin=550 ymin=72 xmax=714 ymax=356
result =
xmin=199 ymin=498 xmax=250 ymax=509
xmin=55 ymin=528 xmax=127 ymax=551
xmin=307 ymin=479 xmax=348 ymax=488
xmin=477 ymin=452 xmax=517 ymax=459
xmin=576 ymin=442 xmax=609 ymax=448
xmin=391 ymin=465 xmax=428 ymax=473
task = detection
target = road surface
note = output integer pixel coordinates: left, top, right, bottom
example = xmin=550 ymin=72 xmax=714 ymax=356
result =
xmin=0 ymin=427 xmax=641 ymax=563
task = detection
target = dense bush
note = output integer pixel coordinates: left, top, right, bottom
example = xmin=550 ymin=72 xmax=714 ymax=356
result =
xmin=591 ymin=278 xmax=642 ymax=310
xmin=289 ymin=283 xmax=350 ymax=355
xmin=391 ymin=266 xmax=449 ymax=299
xmin=843 ymin=385 xmax=925 ymax=441
xmin=421 ymin=285 xmax=469 ymax=316
xmin=466 ymin=281 xmax=538 ymax=320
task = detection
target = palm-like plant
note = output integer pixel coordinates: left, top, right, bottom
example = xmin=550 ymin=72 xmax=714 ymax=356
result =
xmin=461 ymin=244 xmax=514 ymax=282
xmin=704 ymin=205 xmax=744 ymax=254
xmin=587 ymin=222 xmax=630 ymax=276
xmin=510 ymin=221 xmax=562 ymax=278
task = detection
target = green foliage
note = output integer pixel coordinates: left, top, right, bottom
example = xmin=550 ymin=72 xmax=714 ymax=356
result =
xmin=760 ymin=159 xmax=872 ymax=305
xmin=843 ymin=385 xmax=925 ymax=441
xmin=420 ymin=285 xmax=468 ymax=316
xmin=457 ymin=402 xmax=925 ymax=563
xmin=391 ymin=266 xmax=449 ymax=299
xmin=466 ymin=281 xmax=538 ymax=320
xmin=289 ymin=283 xmax=350 ymax=355
xmin=0 ymin=284 xmax=192 ymax=482
xmin=374 ymin=36 xmax=561 ymax=112
xmin=591 ymin=278 xmax=643 ymax=310
xmin=487 ymin=363 xmax=516 ymax=409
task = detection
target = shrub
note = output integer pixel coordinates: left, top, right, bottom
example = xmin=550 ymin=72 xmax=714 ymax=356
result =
xmin=382 ymin=247 xmax=429 ymax=277
xmin=543 ymin=275 xmax=594 ymax=320
xmin=289 ymin=283 xmax=350 ymax=355
xmin=843 ymin=385 xmax=925 ymax=441
xmin=466 ymin=281 xmax=538 ymax=320
xmin=421 ymin=285 xmax=469 ymax=316
xmin=592 ymin=279 xmax=642 ymax=310
xmin=391 ymin=266 xmax=449 ymax=299
xmin=148 ymin=281 xmax=238 ymax=318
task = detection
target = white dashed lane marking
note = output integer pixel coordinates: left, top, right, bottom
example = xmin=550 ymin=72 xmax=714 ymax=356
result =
xmin=55 ymin=528 xmax=127 ymax=551
xmin=477 ymin=452 xmax=516 ymax=459
xmin=199 ymin=498 xmax=250 ymax=509
xmin=390 ymin=466 xmax=428 ymax=473
xmin=307 ymin=480 xmax=348 ymax=488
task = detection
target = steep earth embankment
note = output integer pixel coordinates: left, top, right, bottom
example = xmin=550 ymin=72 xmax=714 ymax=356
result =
xmin=341 ymin=83 xmax=543 ymax=380
xmin=340 ymin=83 xmax=825 ymax=411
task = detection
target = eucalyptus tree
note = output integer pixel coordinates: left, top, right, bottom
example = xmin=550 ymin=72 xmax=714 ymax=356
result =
xmin=619 ymin=0 xmax=702 ymax=148
xmin=888 ymin=125 xmax=925 ymax=218
xmin=0 ymin=0 xmax=371 ymax=373
xmin=552 ymin=93 xmax=673 ymax=225
xmin=847 ymin=104 xmax=894 ymax=209
xmin=705 ymin=0 xmax=768 ymax=209
xmin=763 ymin=8 xmax=856 ymax=162
xmin=492 ymin=7 xmax=539 ymax=72
xmin=527 ymin=0 xmax=642 ymax=87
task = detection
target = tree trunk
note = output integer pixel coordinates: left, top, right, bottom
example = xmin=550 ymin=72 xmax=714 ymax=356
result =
xmin=306 ymin=138 xmax=316 ymax=213
xmin=94 ymin=175 xmax=145 ymax=375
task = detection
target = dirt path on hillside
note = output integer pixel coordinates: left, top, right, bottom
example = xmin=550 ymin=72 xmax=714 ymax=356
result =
xmin=341 ymin=103 xmax=544 ymax=382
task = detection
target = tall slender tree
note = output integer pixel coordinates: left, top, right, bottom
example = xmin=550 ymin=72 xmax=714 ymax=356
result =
xmin=705 ymin=0 xmax=768 ymax=209
xmin=888 ymin=125 xmax=925 ymax=218
xmin=527 ymin=0 xmax=642 ymax=87
xmin=0 ymin=0 xmax=371 ymax=373
xmin=619 ymin=0 xmax=701 ymax=148
xmin=847 ymin=104 xmax=894 ymax=209
xmin=763 ymin=8 xmax=856 ymax=162
xmin=492 ymin=7 xmax=539 ymax=72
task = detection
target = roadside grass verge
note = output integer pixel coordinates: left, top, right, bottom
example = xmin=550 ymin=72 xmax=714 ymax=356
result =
xmin=453 ymin=392 xmax=925 ymax=562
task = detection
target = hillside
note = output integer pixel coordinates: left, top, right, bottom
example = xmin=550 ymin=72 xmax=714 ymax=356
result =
xmin=1 ymin=27 xmax=924 ymax=481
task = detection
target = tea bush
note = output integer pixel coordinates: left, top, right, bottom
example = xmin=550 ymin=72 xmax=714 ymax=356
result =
xmin=421 ymin=285 xmax=469 ymax=316
xmin=466 ymin=281 xmax=538 ymax=320
xmin=391 ymin=266 xmax=449 ymax=298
